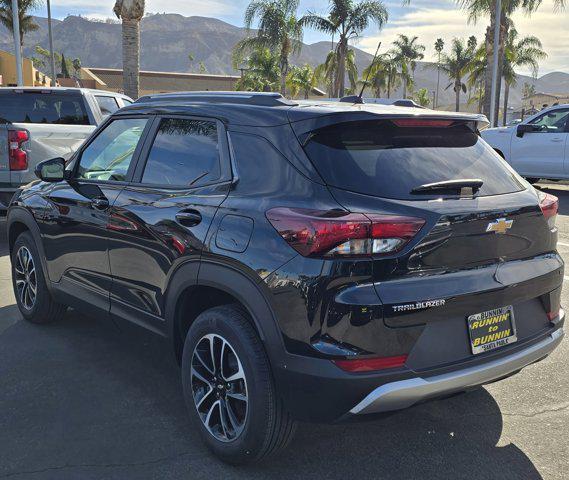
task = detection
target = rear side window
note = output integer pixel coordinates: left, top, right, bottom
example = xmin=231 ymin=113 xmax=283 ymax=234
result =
xmin=0 ymin=92 xmax=90 ymax=125
xmin=301 ymin=120 xmax=525 ymax=200
xmin=141 ymin=118 xmax=221 ymax=187
xmin=95 ymin=96 xmax=120 ymax=116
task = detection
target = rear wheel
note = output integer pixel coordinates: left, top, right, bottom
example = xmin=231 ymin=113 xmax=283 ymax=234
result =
xmin=181 ymin=305 xmax=296 ymax=464
xmin=11 ymin=232 xmax=67 ymax=324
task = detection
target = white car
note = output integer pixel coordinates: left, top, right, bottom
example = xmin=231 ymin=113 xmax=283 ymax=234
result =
xmin=481 ymin=104 xmax=569 ymax=183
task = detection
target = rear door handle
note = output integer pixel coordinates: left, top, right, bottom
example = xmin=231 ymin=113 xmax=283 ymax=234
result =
xmin=551 ymin=138 xmax=564 ymax=142
xmin=176 ymin=209 xmax=202 ymax=227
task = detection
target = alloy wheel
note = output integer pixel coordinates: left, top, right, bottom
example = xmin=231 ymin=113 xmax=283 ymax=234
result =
xmin=14 ymin=246 xmax=37 ymax=310
xmin=190 ymin=333 xmax=248 ymax=442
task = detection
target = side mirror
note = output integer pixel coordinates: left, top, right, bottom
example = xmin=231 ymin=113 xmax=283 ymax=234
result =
xmin=35 ymin=157 xmax=66 ymax=182
xmin=516 ymin=124 xmax=538 ymax=138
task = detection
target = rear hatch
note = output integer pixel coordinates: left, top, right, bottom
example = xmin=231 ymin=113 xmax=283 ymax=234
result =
xmin=291 ymin=112 xmax=563 ymax=368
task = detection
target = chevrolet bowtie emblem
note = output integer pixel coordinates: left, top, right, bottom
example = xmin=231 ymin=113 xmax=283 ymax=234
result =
xmin=486 ymin=218 xmax=513 ymax=234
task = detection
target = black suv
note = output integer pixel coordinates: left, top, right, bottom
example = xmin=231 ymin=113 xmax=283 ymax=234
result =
xmin=7 ymin=92 xmax=565 ymax=464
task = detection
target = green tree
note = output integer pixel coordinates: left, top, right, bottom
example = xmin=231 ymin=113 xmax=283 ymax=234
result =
xmin=60 ymin=53 xmax=70 ymax=78
xmin=434 ymin=38 xmax=444 ymax=107
xmin=457 ymin=0 xmax=564 ymax=124
xmin=302 ymin=0 xmax=388 ymax=98
xmin=237 ymin=0 xmax=305 ymax=95
xmin=235 ymin=47 xmax=281 ymax=92
xmin=437 ymin=37 xmax=476 ymax=111
xmin=502 ymin=28 xmax=546 ymax=125
xmin=0 ymin=0 xmax=42 ymax=57
xmin=113 ymin=0 xmax=145 ymax=99
xmin=413 ymin=87 xmax=432 ymax=107
xmin=390 ymin=34 xmax=425 ymax=98
xmin=287 ymin=64 xmax=317 ymax=99
xmin=314 ymin=47 xmax=358 ymax=97
xmin=522 ymin=82 xmax=536 ymax=99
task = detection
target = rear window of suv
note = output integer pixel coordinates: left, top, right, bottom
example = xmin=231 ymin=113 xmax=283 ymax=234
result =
xmin=0 ymin=92 xmax=90 ymax=125
xmin=301 ymin=119 xmax=525 ymax=200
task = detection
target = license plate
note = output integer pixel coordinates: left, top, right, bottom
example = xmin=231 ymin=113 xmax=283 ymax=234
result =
xmin=467 ymin=306 xmax=517 ymax=355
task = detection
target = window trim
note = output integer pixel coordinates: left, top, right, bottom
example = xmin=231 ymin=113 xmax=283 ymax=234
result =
xmin=70 ymin=114 xmax=153 ymax=185
xmin=130 ymin=114 xmax=232 ymax=190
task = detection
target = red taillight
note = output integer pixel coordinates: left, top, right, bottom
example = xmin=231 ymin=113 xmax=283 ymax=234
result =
xmin=266 ymin=208 xmax=425 ymax=258
xmin=547 ymin=309 xmax=560 ymax=321
xmin=8 ymin=129 xmax=29 ymax=171
xmin=392 ymin=119 xmax=454 ymax=128
xmin=333 ymin=355 xmax=408 ymax=373
xmin=538 ymin=191 xmax=558 ymax=229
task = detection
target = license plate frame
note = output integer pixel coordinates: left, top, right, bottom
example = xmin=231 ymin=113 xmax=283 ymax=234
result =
xmin=467 ymin=306 xmax=518 ymax=355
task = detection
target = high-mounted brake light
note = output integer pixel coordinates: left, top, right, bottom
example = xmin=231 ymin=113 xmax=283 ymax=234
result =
xmin=8 ymin=129 xmax=29 ymax=171
xmin=538 ymin=191 xmax=558 ymax=230
xmin=333 ymin=355 xmax=408 ymax=373
xmin=392 ymin=119 xmax=454 ymax=128
xmin=266 ymin=208 xmax=425 ymax=258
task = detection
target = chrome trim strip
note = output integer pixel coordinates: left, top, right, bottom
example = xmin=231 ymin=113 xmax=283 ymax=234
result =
xmin=350 ymin=328 xmax=564 ymax=415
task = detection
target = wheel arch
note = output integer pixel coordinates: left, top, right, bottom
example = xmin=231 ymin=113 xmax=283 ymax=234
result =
xmin=6 ymin=208 xmax=51 ymax=281
xmin=165 ymin=259 xmax=285 ymax=365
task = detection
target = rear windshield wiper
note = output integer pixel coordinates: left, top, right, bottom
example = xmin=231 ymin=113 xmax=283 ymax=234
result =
xmin=410 ymin=179 xmax=484 ymax=194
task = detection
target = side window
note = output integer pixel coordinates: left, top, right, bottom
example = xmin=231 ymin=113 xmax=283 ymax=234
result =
xmin=141 ymin=118 xmax=221 ymax=187
xmin=76 ymin=118 xmax=148 ymax=182
xmin=529 ymin=109 xmax=569 ymax=133
xmin=95 ymin=96 xmax=120 ymax=117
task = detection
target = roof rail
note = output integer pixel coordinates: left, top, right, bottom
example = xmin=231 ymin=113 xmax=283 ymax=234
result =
xmin=135 ymin=91 xmax=298 ymax=107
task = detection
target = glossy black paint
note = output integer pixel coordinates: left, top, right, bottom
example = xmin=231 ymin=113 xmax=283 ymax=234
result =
xmin=7 ymin=97 xmax=565 ymax=422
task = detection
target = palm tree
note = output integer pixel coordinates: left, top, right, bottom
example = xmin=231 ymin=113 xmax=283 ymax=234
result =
xmin=390 ymin=34 xmax=425 ymax=98
xmin=0 ymin=0 xmax=41 ymax=58
xmin=237 ymin=0 xmax=304 ymax=95
xmin=315 ymin=47 xmax=358 ymax=97
xmin=287 ymin=64 xmax=317 ymax=99
xmin=501 ymin=29 xmax=546 ymax=125
xmin=457 ymin=0 xmax=564 ymax=124
xmin=437 ymin=38 xmax=476 ymax=111
xmin=434 ymin=38 xmax=444 ymax=107
xmin=302 ymin=0 xmax=388 ymax=98
xmin=467 ymin=44 xmax=487 ymax=113
xmin=113 ymin=0 xmax=145 ymax=100
xmin=235 ymin=47 xmax=281 ymax=92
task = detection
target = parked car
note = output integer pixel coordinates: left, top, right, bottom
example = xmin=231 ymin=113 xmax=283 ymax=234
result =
xmin=7 ymin=92 xmax=565 ymax=464
xmin=0 ymin=87 xmax=132 ymax=214
xmin=481 ymin=104 xmax=569 ymax=183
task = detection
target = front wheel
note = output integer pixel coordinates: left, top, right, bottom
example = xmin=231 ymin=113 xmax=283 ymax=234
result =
xmin=181 ymin=305 xmax=296 ymax=464
xmin=11 ymin=231 xmax=67 ymax=324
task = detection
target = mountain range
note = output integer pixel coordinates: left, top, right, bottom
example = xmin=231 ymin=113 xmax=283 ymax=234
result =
xmin=1 ymin=13 xmax=568 ymax=108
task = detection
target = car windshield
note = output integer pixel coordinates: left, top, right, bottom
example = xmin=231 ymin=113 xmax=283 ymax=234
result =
xmin=302 ymin=119 xmax=525 ymax=200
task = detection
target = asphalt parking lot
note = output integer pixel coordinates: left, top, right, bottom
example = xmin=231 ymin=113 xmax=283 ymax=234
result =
xmin=0 ymin=185 xmax=568 ymax=480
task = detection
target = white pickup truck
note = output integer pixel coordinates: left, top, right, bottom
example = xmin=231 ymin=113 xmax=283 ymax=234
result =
xmin=481 ymin=104 xmax=569 ymax=183
xmin=0 ymin=87 xmax=132 ymax=214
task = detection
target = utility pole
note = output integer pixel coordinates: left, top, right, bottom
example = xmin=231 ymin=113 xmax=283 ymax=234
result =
xmin=47 ymin=0 xmax=57 ymax=86
xmin=11 ymin=0 xmax=23 ymax=86
xmin=489 ymin=0 xmax=502 ymax=127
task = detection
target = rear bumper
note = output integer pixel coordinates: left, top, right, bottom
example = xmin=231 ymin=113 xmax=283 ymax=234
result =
xmin=350 ymin=326 xmax=564 ymax=415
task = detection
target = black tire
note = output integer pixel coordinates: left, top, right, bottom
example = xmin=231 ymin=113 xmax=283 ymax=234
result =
xmin=525 ymin=177 xmax=540 ymax=185
xmin=181 ymin=304 xmax=296 ymax=464
xmin=11 ymin=231 xmax=67 ymax=324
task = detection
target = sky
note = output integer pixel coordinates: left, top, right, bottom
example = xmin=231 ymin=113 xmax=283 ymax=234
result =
xmin=36 ymin=0 xmax=569 ymax=75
